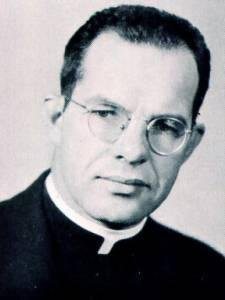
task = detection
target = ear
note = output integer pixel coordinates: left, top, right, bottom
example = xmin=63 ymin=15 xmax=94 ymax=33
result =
xmin=44 ymin=95 xmax=65 ymax=123
xmin=44 ymin=95 xmax=65 ymax=145
xmin=182 ymin=123 xmax=205 ymax=163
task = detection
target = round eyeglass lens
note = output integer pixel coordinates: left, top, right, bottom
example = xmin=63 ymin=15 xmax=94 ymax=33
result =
xmin=88 ymin=107 xmax=129 ymax=143
xmin=147 ymin=118 xmax=187 ymax=155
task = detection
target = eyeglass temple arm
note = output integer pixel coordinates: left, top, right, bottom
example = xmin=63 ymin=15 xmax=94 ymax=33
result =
xmin=69 ymin=98 xmax=87 ymax=110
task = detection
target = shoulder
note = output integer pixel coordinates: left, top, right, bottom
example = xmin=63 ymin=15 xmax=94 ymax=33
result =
xmin=0 ymin=170 xmax=50 ymax=209
xmin=0 ymin=171 xmax=50 ymax=242
xmin=130 ymin=218 xmax=224 ymax=298
xmin=0 ymin=171 xmax=57 ymax=293
xmin=144 ymin=218 xmax=225 ymax=283
xmin=145 ymin=217 xmax=224 ymax=260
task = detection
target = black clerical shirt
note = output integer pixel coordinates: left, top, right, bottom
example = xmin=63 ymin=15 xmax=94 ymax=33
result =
xmin=0 ymin=172 xmax=224 ymax=299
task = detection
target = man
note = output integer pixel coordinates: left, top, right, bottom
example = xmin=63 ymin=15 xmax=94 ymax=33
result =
xmin=0 ymin=5 xmax=224 ymax=299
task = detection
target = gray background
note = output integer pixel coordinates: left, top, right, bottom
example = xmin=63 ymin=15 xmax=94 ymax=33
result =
xmin=0 ymin=0 xmax=224 ymax=254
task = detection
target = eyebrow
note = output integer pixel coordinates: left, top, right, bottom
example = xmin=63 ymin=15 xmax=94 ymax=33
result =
xmin=82 ymin=96 xmax=188 ymax=124
xmin=148 ymin=113 xmax=188 ymax=125
xmin=84 ymin=96 xmax=127 ymax=111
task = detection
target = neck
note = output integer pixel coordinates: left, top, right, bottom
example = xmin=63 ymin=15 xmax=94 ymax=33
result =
xmin=49 ymin=165 xmax=147 ymax=231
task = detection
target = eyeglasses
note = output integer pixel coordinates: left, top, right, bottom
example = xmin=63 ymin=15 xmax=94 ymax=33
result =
xmin=68 ymin=99 xmax=192 ymax=156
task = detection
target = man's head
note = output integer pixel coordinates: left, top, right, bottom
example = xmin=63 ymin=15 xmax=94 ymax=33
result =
xmin=47 ymin=5 xmax=210 ymax=228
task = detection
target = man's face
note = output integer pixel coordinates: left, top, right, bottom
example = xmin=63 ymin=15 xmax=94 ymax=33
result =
xmin=51 ymin=32 xmax=201 ymax=228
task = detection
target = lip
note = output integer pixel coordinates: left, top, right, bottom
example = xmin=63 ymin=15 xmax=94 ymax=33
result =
xmin=96 ymin=176 xmax=151 ymax=189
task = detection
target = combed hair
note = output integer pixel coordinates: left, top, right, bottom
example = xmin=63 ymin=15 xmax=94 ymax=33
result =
xmin=60 ymin=5 xmax=210 ymax=120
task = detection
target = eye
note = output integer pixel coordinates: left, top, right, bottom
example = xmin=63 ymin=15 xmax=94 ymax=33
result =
xmin=90 ymin=110 xmax=117 ymax=118
xmin=151 ymin=119 xmax=184 ymax=137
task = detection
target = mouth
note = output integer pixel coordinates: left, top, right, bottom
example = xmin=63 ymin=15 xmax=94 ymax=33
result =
xmin=96 ymin=176 xmax=151 ymax=189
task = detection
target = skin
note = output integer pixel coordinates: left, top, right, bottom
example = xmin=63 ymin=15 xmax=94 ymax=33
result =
xmin=47 ymin=31 xmax=204 ymax=229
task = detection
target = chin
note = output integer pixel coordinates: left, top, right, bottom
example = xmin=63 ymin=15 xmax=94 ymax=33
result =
xmin=95 ymin=210 xmax=148 ymax=229
xmin=83 ymin=195 xmax=155 ymax=228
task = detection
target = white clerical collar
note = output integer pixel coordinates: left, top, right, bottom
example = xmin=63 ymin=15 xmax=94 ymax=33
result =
xmin=45 ymin=173 xmax=147 ymax=255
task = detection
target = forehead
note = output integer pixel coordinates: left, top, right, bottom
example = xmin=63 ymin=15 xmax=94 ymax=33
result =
xmin=73 ymin=31 xmax=199 ymax=119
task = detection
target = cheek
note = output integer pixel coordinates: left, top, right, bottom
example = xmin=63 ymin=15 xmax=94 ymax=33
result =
xmin=59 ymin=116 xmax=108 ymax=181
xmin=153 ymin=155 xmax=183 ymax=193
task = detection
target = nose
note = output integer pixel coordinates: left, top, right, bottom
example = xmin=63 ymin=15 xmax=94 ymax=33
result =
xmin=111 ymin=119 xmax=149 ymax=166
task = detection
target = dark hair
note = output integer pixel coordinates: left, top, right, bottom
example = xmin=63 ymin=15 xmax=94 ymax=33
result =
xmin=60 ymin=5 xmax=210 ymax=120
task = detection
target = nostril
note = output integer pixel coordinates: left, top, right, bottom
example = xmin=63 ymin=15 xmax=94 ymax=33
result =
xmin=120 ymin=124 xmax=126 ymax=130
xmin=125 ymin=156 xmax=146 ymax=167
xmin=115 ymin=154 xmax=147 ymax=166
xmin=130 ymin=157 xmax=146 ymax=166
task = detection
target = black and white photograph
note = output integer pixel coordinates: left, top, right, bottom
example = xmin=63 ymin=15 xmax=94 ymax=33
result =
xmin=0 ymin=0 xmax=224 ymax=298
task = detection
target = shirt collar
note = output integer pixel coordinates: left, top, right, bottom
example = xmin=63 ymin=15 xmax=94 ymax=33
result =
xmin=45 ymin=173 xmax=147 ymax=254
